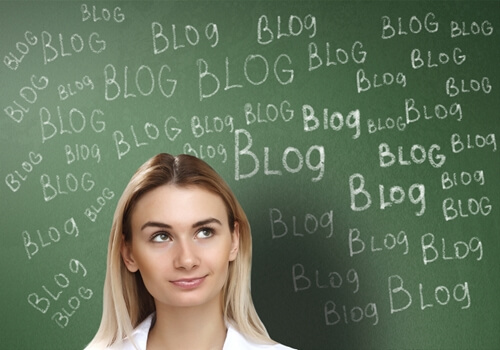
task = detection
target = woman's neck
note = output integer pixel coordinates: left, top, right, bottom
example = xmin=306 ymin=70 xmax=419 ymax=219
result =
xmin=147 ymin=300 xmax=227 ymax=350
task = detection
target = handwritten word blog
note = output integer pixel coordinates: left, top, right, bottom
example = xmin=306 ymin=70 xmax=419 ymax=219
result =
xmin=27 ymin=259 xmax=92 ymax=329
xmin=112 ymin=117 xmax=182 ymax=160
xmin=243 ymin=100 xmax=361 ymax=142
xmin=349 ymin=173 xmax=426 ymax=216
xmin=347 ymin=228 xmax=483 ymax=266
xmin=380 ymin=12 xmax=493 ymax=39
xmin=348 ymin=229 xmax=409 ymax=257
xmin=4 ymin=31 xmax=106 ymax=71
xmin=64 ymin=143 xmax=101 ymax=165
xmin=152 ymin=21 xmax=219 ymax=53
xmin=291 ymin=263 xmax=379 ymax=327
xmin=441 ymin=170 xmax=485 ymax=190
xmin=40 ymin=172 xmax=95 ymax=202
xmin=5 ymin=151 xmax=43 ymax=193
xmin=81 ymin=4 xmax=125 ymax=23
xmin=104 ymin=63 xmax=177 ymax=100
xmin=302 ymin=105 xmax=361 ymax=139
xmin=197 ymin=54 xmax=294 ymax=101
xmin=269 ymin=208 xmax=334 ymax=239
xmin=421 ymin=233 xmax=483 ymax=265
xmin=292 ymin=264 xmax=359 ymax=294
xmin=234 ymin=129 xmax=325 ymax=182
xmin=243 ymin=100 xmax=294 ymax=125
xmin=58 ymin=75 xmax=95 ymax=101
xmin=40 ymin=106 xmax=106 ymax=144
xmin=308 ymin=41 xmax=366 ymax=72
xmin=4 ymin=75 xmax=49 ymax=123
xmin=389 ymin=275 xmax=471 ymax=314
xmin=23 ymin=217 xmax=79 ymax=260
xmin=367 ymin=99 xmax=463 ymax=135
xmin=257 ymin=14 xmax=317 ymax=45
xmin=378 ymin=142 xmax=446 ymax=168
xmin=84 ymin=187 xmax=115 ymax=223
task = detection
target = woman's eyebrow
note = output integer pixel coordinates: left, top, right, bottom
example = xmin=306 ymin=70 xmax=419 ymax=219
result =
xmin=192 ymin=218 xmax=222 ymax=228
xmin=140 ymin=218 xmax=222 ymax=231
xmin=141 ymin=221 xmax=171 ymax=231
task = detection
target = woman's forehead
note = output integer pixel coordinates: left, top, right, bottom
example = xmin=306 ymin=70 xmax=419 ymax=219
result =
xmin=130 ymin=185 xmax=229 ymax=228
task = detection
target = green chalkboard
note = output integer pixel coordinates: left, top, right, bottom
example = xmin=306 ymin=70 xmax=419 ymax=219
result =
xmin=1 ymin=1 xmax=499 ymax=349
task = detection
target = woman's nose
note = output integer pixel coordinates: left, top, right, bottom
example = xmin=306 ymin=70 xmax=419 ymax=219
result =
xmin=173 ymin=240 xmax=200 ymax=270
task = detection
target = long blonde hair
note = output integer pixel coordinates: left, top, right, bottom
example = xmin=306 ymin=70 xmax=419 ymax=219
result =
xmin=86 ymin=153 xmax=272 ymax=349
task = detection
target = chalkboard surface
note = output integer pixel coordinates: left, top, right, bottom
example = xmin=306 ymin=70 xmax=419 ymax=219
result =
xmin=1 ymin=1 xmax=499 ymax=349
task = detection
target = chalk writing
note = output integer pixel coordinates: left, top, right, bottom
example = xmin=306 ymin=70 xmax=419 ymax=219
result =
xmin=40 ymin=106 xmax=106 ymax=143
xmin=41 ymin=31 xmax=106 ymax=65
xmin=191 ymin=114 xmax=234 ymax=138
xmin=411 ymin=47 xmax=466 ymax=69
xmin=356 ymin=68 xmax=407 ymax=93
xmin=450 ymin=20 xmax=494 ymax=38
xmin=183 ymin=142 xmax=228 ymax=164
xmin=349 ymin=173 xmax=426 ymax=216
xmin=270 ymin=208 xmax=334 ymax=239
xmin=450 ymin=133 xmax=497 ymax=153
xmin=441 ymin=170 xmax=485 ymax=190
xmin=27 ymin=259 xmax=92 ymax=329
xmin=257 ymin=14 xmax=317 ymax=45
xmin=57 ymin=75 xmax=94 ymax=101
xmin=112 ymin=118 xmax=182 ymax=160
xmin=292 ymin=264 xmax=359 ymax=293
xmin=244 ymin=100 xmax=294 ymax=125
xmin=22 ymin=217 xmax=79 ymax=260
xmin=235 ymin=129 xmax=325 ymax=181
xmin=324 ymin=301 xmax=379 ymax=326
xmin=40 ymin=172 xmax=95 ymax=202
xmin=405 ymin=98 xmax=463 ymax=125
xmin=381 ymin=12 xmax=439 ymax=39
xmin=378 ymin=142 xmax=446 ymax=168
xmin=302 ymin=105 xmax=361 ymax=139
xmin=3 ymin=30 xmax=37 ymax=70
xmin=104 ymin=63 xmax=177 ymax=100
xmin=197 ymin=54 xmax=294 ymax=101
xmin=442 ymin=195 xmax=492 ymax=221
xmin=4 ymin=75 xmax=49 ymax=123
xmin=308 ymin=41 xmax=366 ymax=71
xmin=152 ymin=21 xmax=219 ymax=53
xmin=348 ymin=228 xmax=409 ymax=257
xmin=84 ymin=187 xmax=115 ymax=222
xmin=64 ymin=143 xmax=101 ymax=164
xmin=365 ymin=98 xmax=463 ymax=135
xmin=446 ymin=76 xmax=492 ymax=97
xmin=388 ymin=275 xmax=471 ymax=313
xmin=421 ymin=233 xmax=483 ymax=265
xmin=81 ymin=4 xmax=125 ymax=23
xmin=5 ymin=151 xmax=43 ymax=192
xmin=367 ymin=115 xmax=406 ymax=134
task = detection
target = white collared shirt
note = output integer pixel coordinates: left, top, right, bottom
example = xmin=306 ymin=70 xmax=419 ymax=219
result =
xmin=106 ymin=314 xmax=295 ymax=350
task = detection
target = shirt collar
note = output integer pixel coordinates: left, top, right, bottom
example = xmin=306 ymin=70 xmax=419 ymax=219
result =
xmin=131 ymin=315 xmax=256 ymax=349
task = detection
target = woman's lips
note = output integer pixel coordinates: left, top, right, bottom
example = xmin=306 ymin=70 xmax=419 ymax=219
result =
xmin=170 ymin=276 xmax=206 ymax=289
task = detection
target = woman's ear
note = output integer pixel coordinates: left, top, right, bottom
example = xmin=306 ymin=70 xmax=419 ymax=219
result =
xmin=229 ymin=222 xmax=240 ymax=262
xmin=121 ymin=238 xmax=139 ymax=273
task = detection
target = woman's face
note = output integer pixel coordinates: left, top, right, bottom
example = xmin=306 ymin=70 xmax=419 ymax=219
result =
xmin=121 ymin=184 xmax=239 ymax=310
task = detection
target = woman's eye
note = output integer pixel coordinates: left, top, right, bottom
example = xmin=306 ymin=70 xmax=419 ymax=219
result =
xmin=152 ymin=232 xmax=170 ymax=242
xmin=196 ymin=228 xmax=214 ymax=239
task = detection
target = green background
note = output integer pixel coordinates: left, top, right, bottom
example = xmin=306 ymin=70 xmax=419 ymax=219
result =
xmin=1 ymin=1 xmax=499 ymax=349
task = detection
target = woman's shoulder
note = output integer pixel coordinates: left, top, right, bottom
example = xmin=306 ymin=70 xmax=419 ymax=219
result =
xmin=224 ymin=325 xmax=296 ymax=350
xmin=101 ymin=316 xmax=296 ymax=350
xmin=105 ymin=315 xmax=153 ymax=350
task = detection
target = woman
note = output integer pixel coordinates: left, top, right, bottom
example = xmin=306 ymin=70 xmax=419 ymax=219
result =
xmin=86 ymin=153 xmax=295 ymax=350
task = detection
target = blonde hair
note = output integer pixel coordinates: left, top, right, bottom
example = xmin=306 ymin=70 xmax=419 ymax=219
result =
xmin=86 ymin=153 xmax=272 ymax=349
